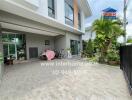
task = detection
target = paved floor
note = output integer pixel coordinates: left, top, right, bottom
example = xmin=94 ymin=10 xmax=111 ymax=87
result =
xmin=0 ymin=59 xmax=131 ymax=100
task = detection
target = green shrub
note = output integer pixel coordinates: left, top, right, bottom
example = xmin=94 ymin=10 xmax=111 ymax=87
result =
xmin=85 ymin=39 xmax=94 ymax=57
xmin=106 ymin=49 xmax=120 ymax=61
xmin=88 ymin=56 xmax=99 ymax=62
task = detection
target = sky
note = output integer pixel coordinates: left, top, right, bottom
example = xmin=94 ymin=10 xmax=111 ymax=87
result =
xmin=86 ymin=0 xmax=132 ymax=38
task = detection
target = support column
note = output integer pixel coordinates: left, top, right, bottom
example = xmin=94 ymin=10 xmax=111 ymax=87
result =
xmin=81 ymin=11 xmax=85 ymax=33
xmin=80 ymin=35 xmax=83 ymax=52
xmin=73 ymin=0 xmax=79 ymax=29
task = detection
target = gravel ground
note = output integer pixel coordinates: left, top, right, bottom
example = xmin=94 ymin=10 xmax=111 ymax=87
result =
xmin=0 ymin=59 xmax=131 ymax=100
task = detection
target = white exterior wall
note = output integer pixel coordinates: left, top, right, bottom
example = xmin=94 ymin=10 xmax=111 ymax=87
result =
xmin=38 ymin=0 xmax=48 ymax=17
xmin=66 ymin=32 xmax=82 ymax=56
xmin=66 ymin=32 xmax=80 ymax=48
xmin=54 ymin=32 xmax=82 ymax=57
xmin=55 ymin=0 xmax=65 ymax=23
xmin=0 ymin=11 xmax=65 ymax=36
xmin=54 ymin=35 xmax=66 ymax=50
xmin=26 ymin=33 xmax=55 ymax=60
xmin=0 ymin=0 xmax=90 ymax=33
xmin=25 ymin=0 xmax=40 ymax=8
xmin=6 ymin=0 xmax=48 ymax=17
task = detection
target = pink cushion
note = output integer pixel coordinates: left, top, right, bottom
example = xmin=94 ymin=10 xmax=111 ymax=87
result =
xmin=45 ymin=50 xmax=55 ymax=60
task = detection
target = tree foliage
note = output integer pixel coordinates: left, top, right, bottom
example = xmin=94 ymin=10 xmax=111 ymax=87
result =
xmin=127 ymin=37 xmax=132 ymax=43
xmin=91 ymin=18 xmax=123 ymax=63
xmin=85 ymin=39 xmax=94 ymax=57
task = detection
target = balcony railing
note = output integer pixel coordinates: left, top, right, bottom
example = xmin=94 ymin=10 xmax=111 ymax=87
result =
xmin=65 ymin=17 xmax=74 ymax=27
xmin=48 ymin=7 xmax=55 ymax=18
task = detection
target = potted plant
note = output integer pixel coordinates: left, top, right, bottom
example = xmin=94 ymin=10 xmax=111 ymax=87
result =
xmin=18 ymin=50 xmax=25 ymax=60
xmin=66 ymin=48 xmax=72 ymax=58
xmin=106 ymin=49 xmax=120 ymax=65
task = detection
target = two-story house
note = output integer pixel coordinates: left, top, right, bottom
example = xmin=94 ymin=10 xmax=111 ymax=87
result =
xmin=0 ymin=0 xmax=91 ymax=61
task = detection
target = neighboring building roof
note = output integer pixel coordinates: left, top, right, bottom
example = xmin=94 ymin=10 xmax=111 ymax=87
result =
xmin=83 ymin=26 xmax=96 ymax=41
xmin=102 ymin=7 xmax=117 ymax=12
xmin=85 ymin=26 xmax=91 ymax=32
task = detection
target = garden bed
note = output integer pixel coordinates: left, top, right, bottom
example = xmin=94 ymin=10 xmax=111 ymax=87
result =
xmin=108 ymin=61 xmax=120 ymax=66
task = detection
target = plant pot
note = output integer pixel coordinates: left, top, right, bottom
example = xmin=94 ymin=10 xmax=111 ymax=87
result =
xmin=67 ymin=50 xmax=72 ymax=59
xmin=117 ymin=61 xmax=120 ymax=65
xmin=108 ymin=61 xmax=119 ymax=65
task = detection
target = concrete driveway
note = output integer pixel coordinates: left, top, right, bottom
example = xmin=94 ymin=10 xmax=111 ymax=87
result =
xmin=0 ymin=59 xmax=131 ymax=100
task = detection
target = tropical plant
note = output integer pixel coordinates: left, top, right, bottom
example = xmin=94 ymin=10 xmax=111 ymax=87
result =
xmin=66 ymin=48 xmax=71 ymax=51
xmin=91 ymin=18 xmax=123 ymax=63
xmin=85 ymin=39 xmax=94 ymax=57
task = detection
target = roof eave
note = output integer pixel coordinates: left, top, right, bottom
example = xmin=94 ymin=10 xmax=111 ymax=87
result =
xmin=78 ymin=0 xmax=92 ymax=17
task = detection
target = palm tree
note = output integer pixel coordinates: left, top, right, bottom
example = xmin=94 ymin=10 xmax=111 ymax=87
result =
xmin=91 ymin=18 xmax=123 ymax=63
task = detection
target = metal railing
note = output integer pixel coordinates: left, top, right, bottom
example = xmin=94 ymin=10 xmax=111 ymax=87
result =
xmin=120 ymin=44 xmax=132 ymax=94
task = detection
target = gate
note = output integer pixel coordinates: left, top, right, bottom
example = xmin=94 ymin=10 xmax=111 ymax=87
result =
xmin=120 ymin=45 xmax=132 ymax=93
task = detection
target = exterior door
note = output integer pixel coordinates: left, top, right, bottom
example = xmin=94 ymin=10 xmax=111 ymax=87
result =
xmin=70 ymin=40 xmax=79 ymax=55
xmin=2 ymin=33 xmax=26 ymax=60
xmin=3 ymin=44 xmax=8 ymax=58
xmin=9 ymin=44 xmax=16 ymax=59
xmin=29 ymin=47 xmax=38 ymax=59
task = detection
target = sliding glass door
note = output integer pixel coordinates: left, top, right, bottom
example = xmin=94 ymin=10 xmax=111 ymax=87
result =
xmin=2 ymin=33 xmax=26 ymax=60
xmin=70 ymin=40 xmax=80 ymax=55
xmin=3 ymin=44 xmax=16 ymax=59
xmin=3 ymin=44 xmax=8 ymax=58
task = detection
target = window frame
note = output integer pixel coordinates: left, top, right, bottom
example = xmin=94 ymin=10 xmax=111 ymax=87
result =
xmin=45 ymin=40 xmax=50 ymax=45
xmin=78 ymin=12 xmax=81 ymax=30
xmin=65 ymin=1 xmax=74 ymax=27
xmin=48 ymin=0 xmax=55 ymax=18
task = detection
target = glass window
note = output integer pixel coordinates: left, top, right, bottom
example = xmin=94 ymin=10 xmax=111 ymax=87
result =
xmin=65 ymin=1 xmax=74 ymax=26
xmin=78 ymin=12 xmax=81 ymax=30
xmin=2 ymin=33 xmax=26 ymax=60
xmin=3 ymin=44 xmax=8 ymax=57
xmin=2 ymin=34 xmax=9 ymax=42
xmin=45 ymin=40 xmax=50 ymax=45
xmin=9 ymin=44 xmax=15 ymax=54
xmin=9 ymin=34 xmax=15 ymax=43
xmin=70 ymin=40 xmax=79 ymax=55
xmin=48 ymin=0 xmax=55 ymax=18
xmin=16 ymin=34 xmax=23 ymax=45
